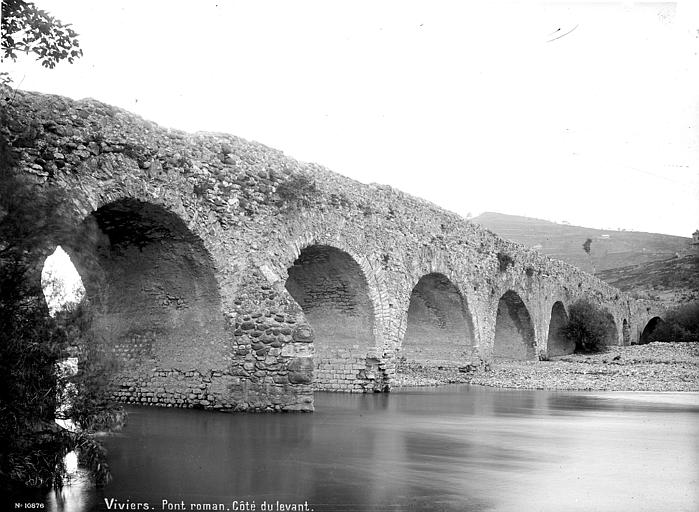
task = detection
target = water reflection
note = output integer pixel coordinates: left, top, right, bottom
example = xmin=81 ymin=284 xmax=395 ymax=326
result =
xmin=25 ymin=386 xmax=699 ymax=512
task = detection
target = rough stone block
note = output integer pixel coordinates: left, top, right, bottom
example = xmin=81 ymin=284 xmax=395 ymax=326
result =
xmin=292 ymin=325 xmax=314 ymax=343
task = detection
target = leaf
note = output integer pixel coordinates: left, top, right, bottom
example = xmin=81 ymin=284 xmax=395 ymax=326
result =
xmin=1 ymin=0 xmax=83 ymax=67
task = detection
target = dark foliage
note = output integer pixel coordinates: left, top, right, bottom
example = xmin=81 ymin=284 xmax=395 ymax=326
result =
xmin=562 ymin=299 xmax=615 ymax=353
xmin=0 ymin=136 xmax=120 ymax=490
xmin=644 ymin=303 xmax=699 ymax=343
xmin=276 ymin=174 xmax=317 ymax=208
xmin=496 ymin=252 xmax=514 ymax=272
xmin=193 ymin=179 xmax=213 ymax=198
xmin=0 ymin=169 xmax=69 ymax=489
xmin=63 ymin=306 xmax=123 ymax=434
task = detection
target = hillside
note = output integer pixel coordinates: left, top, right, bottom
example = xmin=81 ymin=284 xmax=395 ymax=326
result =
xmin=472 ymin=212 xmax=693 ymax=273
xmin=596 ymin=255 xmax=699 ymax=306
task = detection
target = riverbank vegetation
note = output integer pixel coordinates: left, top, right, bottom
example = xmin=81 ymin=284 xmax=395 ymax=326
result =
xmin=642 ymin=302 xmax=699 ymax=344
xmin=1 ymin=104 xmax=121 ymax=491
xmin=561 ymin=299 xmax=616 ymax=353
xmin=0 ymin=169 xmax=123 ymax=491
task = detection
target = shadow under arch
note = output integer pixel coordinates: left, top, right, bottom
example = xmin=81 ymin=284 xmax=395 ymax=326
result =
xmin=493 ymin=290 xmax=536 ymax=360
xmin=547 ymin=301 xmax=573 ymax=356
xmin=401 ymin=272 xmax=476 ymax=366
xmin=61 ymin=198 xmax=227 ymax=373
xmin=640 ymin=316 xmax=664 ymax=344
xmin=284 ymin=244 xmax=381 ymax=392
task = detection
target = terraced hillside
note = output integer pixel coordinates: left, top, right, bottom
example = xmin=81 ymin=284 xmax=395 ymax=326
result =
xmin=473 ymin=212 xmax=692 ymax=272
xmin=597 ymin=255 xmax=699 ymax=306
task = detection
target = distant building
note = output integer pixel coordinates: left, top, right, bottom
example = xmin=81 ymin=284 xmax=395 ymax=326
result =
xmin=693 ymin=230 xmax=699 ymax=251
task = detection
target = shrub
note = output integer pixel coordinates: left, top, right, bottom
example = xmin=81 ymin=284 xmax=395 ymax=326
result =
xmin=562 ymin=299 xmax=615 ymax=353
xmin=276 ymin=174 xmax=317 ymax=208
xmin=497 ymin=252 xmax=514 ymax=272
xmin=58 ymin=302 xmax=123 ymax=434
xmin=193 ymin=180 xmax=213 ymax=197
xmin=0 ymin=142 xmax=120 ymax=490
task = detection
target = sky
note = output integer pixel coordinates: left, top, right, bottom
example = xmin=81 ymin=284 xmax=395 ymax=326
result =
xmin=3 ymin=0 xmax=699 ymax=237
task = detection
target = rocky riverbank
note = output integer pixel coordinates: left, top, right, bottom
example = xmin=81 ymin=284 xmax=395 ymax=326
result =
xmin=394 ymin=342 xmax=699 ymax=392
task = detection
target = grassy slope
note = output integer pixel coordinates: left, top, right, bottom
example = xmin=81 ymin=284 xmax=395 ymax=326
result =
xmin=473 ymin=212 xmax=692 ymax=272
xmin=596 ymin=254 xmax=699 ymax=306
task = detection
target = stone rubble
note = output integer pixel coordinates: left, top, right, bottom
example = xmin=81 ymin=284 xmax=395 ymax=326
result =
xmin=396 ymin=342 xmax=699 ymax=392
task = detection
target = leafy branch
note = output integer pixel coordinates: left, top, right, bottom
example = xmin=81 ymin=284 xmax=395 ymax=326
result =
xmin=1 ymin=0 xmax=83 ymax=68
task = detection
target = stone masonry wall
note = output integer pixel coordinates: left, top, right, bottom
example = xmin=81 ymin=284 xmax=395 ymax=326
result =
xmin=2 ymin=90 xmax=666 ymax=411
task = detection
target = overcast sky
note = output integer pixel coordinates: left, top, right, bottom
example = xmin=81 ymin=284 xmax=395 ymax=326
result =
xmin=4 ymin=1 xmax=698 ymax=237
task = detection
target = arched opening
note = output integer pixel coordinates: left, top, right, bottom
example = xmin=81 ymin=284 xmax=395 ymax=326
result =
xmin=72 ymin=199 xmax=225 ymax=371
xmin=493 ymin=291 xmax=536 ymax=360
xmin=547 ymin=301 xmax=572 ymax=356
xmin=622 ymin=319 xmax=631 ymax=345
xmin=41 ymin=245 xmax=86 ymax=317
xmin=640 ymin=317 xmax=664 ymax=344
xmin=401 ymin=273 xmax=475 ymax=367
xmin=41 ymin=246 xmax=85 ymax=432
xmin=285 ymin=245 xmax=376 ymax=391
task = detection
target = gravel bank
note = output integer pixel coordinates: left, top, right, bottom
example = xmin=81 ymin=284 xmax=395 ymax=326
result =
xmin=395 ymin=342 xmax=699 ymax=392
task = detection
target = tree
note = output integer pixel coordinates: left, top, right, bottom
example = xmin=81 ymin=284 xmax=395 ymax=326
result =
xmin=582 ymin=237 xmax=595 ymax=274
xmin=562 ymin=299 xmax=615 ymax=353
xmin=582 ymin=238 xmax=592 ymax=254
xmin=0 ymin=168 xmax=73 ymax=489
xmin=0 ymin=148 xmax=119 ymax=491
xmin=1 ymin=0 xmax=83 ymax=68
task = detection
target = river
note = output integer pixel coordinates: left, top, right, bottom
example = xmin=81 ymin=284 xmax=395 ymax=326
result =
xmin=14 ymin=386 xmax=699 ymax=512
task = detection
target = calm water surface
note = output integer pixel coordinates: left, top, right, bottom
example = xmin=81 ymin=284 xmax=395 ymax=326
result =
xmin=14 ymin=386 xmax=699 ymax=512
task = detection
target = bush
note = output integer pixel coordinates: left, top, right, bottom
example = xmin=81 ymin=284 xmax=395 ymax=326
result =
xmin=276 ymin=174 xmax=317 ymax=208
xmin=562 ymin=299 xmax=616 ymax=353
xmin=496 ymin=252 xmax=514 ymax=272
xmin=0 ymin=138 xmax=120 ymax=490
xmin=56 ymin=302 xmax=123 ymax=434
xmin=644 ymin=303 xmax=699 ymax=343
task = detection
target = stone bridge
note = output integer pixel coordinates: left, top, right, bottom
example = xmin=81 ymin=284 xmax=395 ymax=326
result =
xmin=2 ymin=91 xmax=665 ymax=412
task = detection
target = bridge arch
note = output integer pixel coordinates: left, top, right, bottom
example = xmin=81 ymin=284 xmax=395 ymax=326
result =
xmin=41 ymin=245 xmax=86 ymax=317
xmin=493 ymin=290 xmax=536 ymax=360
xmin=284 ymin=243 xmax=381 ymax=391
xmin=547 ymin=301 xmax=573 ymax=356
xmin=400 ymin=272 xmax=476 ymax=367
xmin=640 ymin=316 xmax=664 ymax=344
xmin=63 ymin=198 xmax=227 ymax=372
